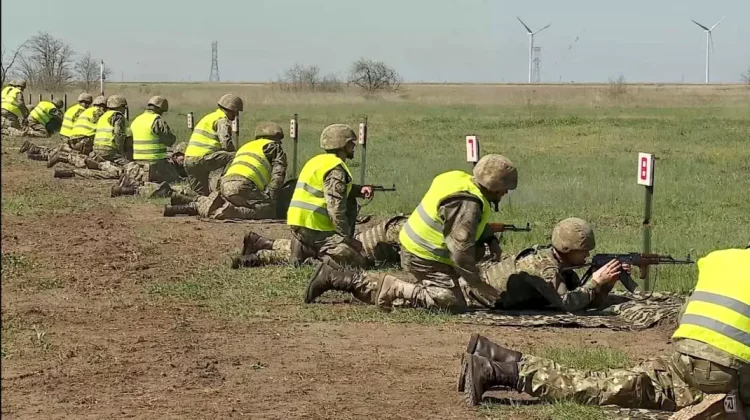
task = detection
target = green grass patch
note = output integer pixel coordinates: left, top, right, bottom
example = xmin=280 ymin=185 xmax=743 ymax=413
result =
xmin=147 ymin=263 xmax=452 ymax=324
xmin=537 ymin=346 xmax=631 ymax=371
xmin=1 ymin=183 xmax=93 ymax=216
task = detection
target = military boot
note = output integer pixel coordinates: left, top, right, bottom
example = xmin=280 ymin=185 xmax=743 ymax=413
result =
xmin=304 ymin=261 xmax=360 ymax=303
xmin=150 ymin=182 xmax=173 ymax=198
xmin=463 ymin=354 xmax=519 ymax=407
xmin=241 ymin=231 xmax=275 ymax=255
xmin=230 ymin=254 xmax=260 ymax=269
xmin=26 ymin=152 xmax=46 ymax=161
xmin=170 ymin=194 xmax=196 ymax=205
xmin=53 ymin=169 xmax=75 ymax=179
xmin=84 ymin=157 xmax=101 ymax=170
xmin=163 ymin=204 xmax=199 ymax=217
xmin=375 ymin=274 xmax=418 ymax=308
xmin=19 ymin=140 xmax=31 ymax=153
xmin=111 ymin=185 xmax=139 ymax=197
xmin=46 ymin=150 xmax=69 ymax=168
xmin=457 ymin=334 xmax=523 ymax=392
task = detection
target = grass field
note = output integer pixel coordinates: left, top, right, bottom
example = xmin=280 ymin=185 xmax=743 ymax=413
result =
xmin=2 ymin=83 xmax=749 ymax=419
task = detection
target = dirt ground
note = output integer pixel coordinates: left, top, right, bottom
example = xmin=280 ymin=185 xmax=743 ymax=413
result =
xmin=1 ymin=137 xmax=676 ymax=419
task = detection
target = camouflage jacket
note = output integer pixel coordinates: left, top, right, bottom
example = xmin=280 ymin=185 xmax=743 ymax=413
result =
xmin=481 ymin=244 xmax=605 ymax=312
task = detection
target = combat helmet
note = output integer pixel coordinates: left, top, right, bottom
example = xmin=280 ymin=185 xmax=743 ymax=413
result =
xmin=107 ymin=94 xmax=127 ymax=109
xmin=552 ymin=217 xmax=596 ymax=253
xmin=217 ymin=94 xmax=243 ymax=112
xmin=77 ymin=92 xmax=93 ymax=104
xmin=320 ymin=124 xmax=357 ymax=150
xmin=92 ymin=95 xmax=108 ymax=107
xmin=473 ymin=154 xmax=518 ymax=192
xmin=52 ymin=99 xmax=64 ymax=109
xmin=255 ymin=122 xmax=284 ymax=141
xmin=147 ymin=96 xmax=169 ymax=112
xmin=12 ymin=80 xmax=27 ymax=90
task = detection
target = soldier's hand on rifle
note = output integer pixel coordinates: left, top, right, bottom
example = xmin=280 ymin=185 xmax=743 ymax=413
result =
xmin=359 ymin=186 xmax=374 ymax=199
xmin=348 ymin=237 xmax=364 ymax=253
xmin=592 ymin=259 xmax=623 ymax=286
xmin=487 ymin=238 xmax=502 ymax=262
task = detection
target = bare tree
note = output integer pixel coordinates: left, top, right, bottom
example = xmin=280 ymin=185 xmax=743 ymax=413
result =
xmin=19 ymin=32 xmax=75 ymax=90
xmin=743 ymin=67 xmax=750 ymax=85
xmin=75 ymin=52 xmax=111 ymax=91
xmin=1 ymin=41 xmax=27 ymax=86
xmin=347 ymin=58 xmax=402 ymax=93
xmin=273 ymin=63 xmax=342 ymax=92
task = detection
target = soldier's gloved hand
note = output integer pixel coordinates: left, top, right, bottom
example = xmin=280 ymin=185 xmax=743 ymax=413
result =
xmin=347 ymin=237 xmax=364 ymax=253
xmin=466 ymin=282 xmax=500 ymax=309
xmin=592 ymin=259 xmax=623 ymax=287
xmin=487 ymin=238 xmax=502 ymax=262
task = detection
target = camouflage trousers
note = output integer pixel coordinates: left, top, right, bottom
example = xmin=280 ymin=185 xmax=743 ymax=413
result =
xmin=136 ymin=159 xmax=182 ymax=184
xmin=27 ymin=143 xmax=73 ymax=160
xmin=184 ymin=151 xmax=235 ymax=196
xmin=21 ymin=121 xmax=51 ymax=138
xmin=291 ymin=227 xmax=369 ymax=269
xmin=92 ymin=148 xmax=129 ymax=166
xmin=216 ymin=177 xmax=277 ymax=220
xmin=1 ymin=112 xmax=22 ymax=130
xmin=515 ymin=351 xmax=747 ymax=411
xmin=254 ymin=217 xmax=407 ymax=267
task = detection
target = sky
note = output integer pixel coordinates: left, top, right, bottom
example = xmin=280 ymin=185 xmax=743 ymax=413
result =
xmin=2 ymin=0 xmax=748 ymax=84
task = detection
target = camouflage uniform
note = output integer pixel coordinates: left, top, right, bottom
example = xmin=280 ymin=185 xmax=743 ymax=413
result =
xmin=304 ymin=154 xmax=518 ymax=313
xmin=252 ymin=216 xmax=407 ymax=266
xmin=3 ymin=108 xmax=63 ymax=138
xmin=69 ymin=106 xmax=107 ymax=155
xmin=93 ymin=111 xmax=130 ymax=166
xmin=134 ymin=105 xmax=181 ymax=184
xmin=218 ymin=140 xmax=287 ymax=220
xmin=291 ymin=163 xmax=369 ymax=268
xmin=1 ymin=86 xmax=28 ymax=130
xmin=184 ymin=118 xmax=234 ymax=196
xmin=477 ymin=245 xmax=612 ymax=311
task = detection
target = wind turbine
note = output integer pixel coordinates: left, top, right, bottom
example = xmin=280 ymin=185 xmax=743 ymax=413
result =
xmin=517 ymin=17 xmax=550 ymax=83
xmin=691 ymin=17 xmax=725 ymax=84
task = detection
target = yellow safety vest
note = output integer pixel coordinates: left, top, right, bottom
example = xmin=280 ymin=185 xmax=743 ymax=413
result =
xmin=224 ymin=139 xmax=274 ymax=190
xmin=1 ymin=86 xmax=23 ymax=118
xmin=399 ymin=171 xmax=491 ymax=266
xmin=131 ymin=110 xmax=166 ymax=161
xmin=287 ymin=154 xmax=353 ymax=232
xmin=70 ymin=107 xmax=101 ymax=138
xmin=60 ymin=103 xmax=86 ymax=137
xmin=1 ymin=86 xmax=12 ymax=100
xmin=185 ymin=109 xmax=226 ymax=158
xmin=94 ymin=110 xmax=129 ymax=152
xmin=673 ymin=249 xmax=750 ymax=362
xmin=29 ymin=101 xmax=57 ymax=125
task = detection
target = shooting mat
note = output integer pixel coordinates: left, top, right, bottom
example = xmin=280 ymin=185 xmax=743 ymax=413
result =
xmin=458 ymin=291 xmax=686 ymax=331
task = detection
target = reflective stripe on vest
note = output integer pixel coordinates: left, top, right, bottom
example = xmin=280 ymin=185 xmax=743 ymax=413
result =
xmin=286 ymin=154 xmax=353 ymax=232
xmin=185 ymin=109 xmax=226 ymax=158
xmin=1 ymin=87 xmax=22 ymax=118
xmin=1 ymin=86 xmax=12 ymax=100
xmin=672 ymin=249 xmax=750 ymax=363
xmin=94 ymin=110 xmax=129 ymax=151
xmin=29 ymin=101 xmax=56 ymax=125
xmin=60 ymin=104 xmax=85 ymax=137
xmin=131 ymin=111 xmax=166 ymax=161
xmin=224 ymin=139 xmax=273 ymax=189
xmin=399 ymin=171 xmax=491 ymax=266
xmin=71 ymin=107 xmax=101 ymax=138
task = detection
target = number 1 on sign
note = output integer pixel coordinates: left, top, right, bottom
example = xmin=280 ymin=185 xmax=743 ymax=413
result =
xmin=466 ymin=135 xmax=479 ymax=163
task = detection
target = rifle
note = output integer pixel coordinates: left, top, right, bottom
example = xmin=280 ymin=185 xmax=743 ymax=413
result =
xmin=368 ymin=184 xmax=397 ymax=192
xmin=487 ymin=222 xmax=531 ymax=233
xmin=577 ymin=253 xmax=695 ymax=293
